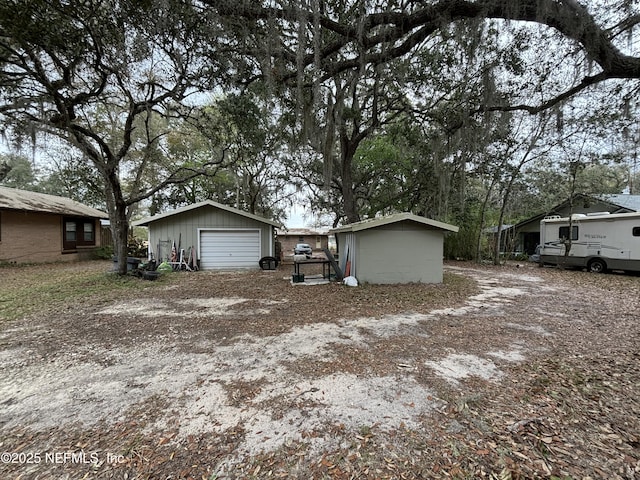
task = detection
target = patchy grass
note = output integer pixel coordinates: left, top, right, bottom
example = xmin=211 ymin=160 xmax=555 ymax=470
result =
xmin=0 ymin=263 xmax=475 ymax=325
xmin=0 ymin=261 xmax=166 ymax=323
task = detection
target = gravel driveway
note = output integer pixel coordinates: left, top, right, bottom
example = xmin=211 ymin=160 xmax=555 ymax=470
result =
xmin=0 ymin=262 xmax=638 ymax=479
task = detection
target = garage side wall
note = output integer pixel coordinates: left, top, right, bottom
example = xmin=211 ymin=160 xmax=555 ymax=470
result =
xmin=146 ymin=206 xmax=273 ymax=264
xmin=357 ymin=224 xmax=444 ymax=284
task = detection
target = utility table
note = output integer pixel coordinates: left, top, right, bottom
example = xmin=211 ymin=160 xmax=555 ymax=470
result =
xmin=293 ymin=258 xmax=331 ymax=280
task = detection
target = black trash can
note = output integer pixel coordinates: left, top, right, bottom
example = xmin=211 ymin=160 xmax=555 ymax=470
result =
xmin=259 ymin=256 xmax=278 ymax=270
xmin=112 ymin=256 xmax=141 ymax=272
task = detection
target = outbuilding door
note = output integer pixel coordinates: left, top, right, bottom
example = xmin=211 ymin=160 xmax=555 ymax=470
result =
xmin=199 ymin=229 xmax=261 ymax=269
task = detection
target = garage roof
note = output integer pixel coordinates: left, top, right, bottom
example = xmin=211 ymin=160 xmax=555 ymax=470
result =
xmin=133 ymin=200 xmax=282 ymax=227
xmin=330 ymin=212 xmax=458 ymax=233
xmin=0 ymin=186 xmax=107 ymax=218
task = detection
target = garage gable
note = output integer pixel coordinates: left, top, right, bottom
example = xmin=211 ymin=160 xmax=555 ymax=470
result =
xmin=133 ymin=200 xmax=282 ymax=270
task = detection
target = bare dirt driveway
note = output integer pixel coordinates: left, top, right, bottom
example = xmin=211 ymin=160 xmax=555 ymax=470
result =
xmin=0 ymin=261 xmax=638 ymax=479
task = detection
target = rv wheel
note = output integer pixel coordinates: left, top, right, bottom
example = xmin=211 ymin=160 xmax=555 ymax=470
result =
xmin=588 ymin=259 xmax=607 ymax=273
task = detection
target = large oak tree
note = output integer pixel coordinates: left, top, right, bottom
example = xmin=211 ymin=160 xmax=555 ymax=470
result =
xmin=0 ymin=0 xmax=231 ymax=273
xmin=205 ymin=0 xmax=640 ymax=228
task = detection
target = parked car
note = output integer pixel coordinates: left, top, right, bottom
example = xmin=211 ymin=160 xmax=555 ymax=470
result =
xmin=294 ymin=243 xmax=313 ymax=255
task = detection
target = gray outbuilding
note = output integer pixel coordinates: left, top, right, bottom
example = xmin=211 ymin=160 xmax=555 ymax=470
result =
xmin=133 ymin=200 xmax=281 ymax=270
xmin=330 ymin=213 xmax=458 ymax=284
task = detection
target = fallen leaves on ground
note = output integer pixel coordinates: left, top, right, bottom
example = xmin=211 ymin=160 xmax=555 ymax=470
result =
xmin=0 ymin=261 xmax=639 ymax=479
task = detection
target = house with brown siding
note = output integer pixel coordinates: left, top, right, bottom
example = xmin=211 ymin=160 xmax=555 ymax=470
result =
xmin=0 ymin=186 xmax=108 ymax=263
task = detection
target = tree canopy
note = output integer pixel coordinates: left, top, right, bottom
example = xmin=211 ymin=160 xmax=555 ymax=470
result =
xmin=206 ymin=0 xmax=640 ymax=109
xmin=2 ymin=0 xmax=640 ymax=268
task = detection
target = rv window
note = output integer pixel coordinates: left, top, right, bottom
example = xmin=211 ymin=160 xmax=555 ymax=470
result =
xmin=559 ymin=226 xmax=578 ymax=241
xmin=633 ymin=227 xmax=640 ymax=237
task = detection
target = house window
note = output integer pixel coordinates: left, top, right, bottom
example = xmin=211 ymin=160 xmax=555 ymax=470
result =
xmin=633 ymin=227 xmax=640 ymax=237
xmin=65 ymin=222 xmax=77 ymax=242
xmin=63 ymin=217 xmax=96 ymax=251
xmin=83 ymin=222 xmax=94 ymax=242
xmin=559 ymin=226 xmax=578 ymax=241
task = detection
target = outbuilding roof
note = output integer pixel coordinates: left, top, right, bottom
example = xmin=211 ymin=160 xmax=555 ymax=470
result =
xmin=0 ymin=186 xmax=107 ymax=218
xmin=330 ymin=212 xmax=459 ymax=233
xmin=132 ymin=200 xmax=282 ymax=227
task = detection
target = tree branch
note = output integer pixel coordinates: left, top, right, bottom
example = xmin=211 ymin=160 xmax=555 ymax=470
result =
xmin=478 ymin=72 xmax=609 ymax=115
xmin=207 ymin=0 xmax=640 ymax=108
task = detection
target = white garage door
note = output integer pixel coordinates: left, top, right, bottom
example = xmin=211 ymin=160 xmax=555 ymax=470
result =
xmin=199 ymin=230 xmax=261 ymax=269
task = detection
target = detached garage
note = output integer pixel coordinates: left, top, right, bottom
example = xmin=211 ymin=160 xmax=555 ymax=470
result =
xmin=330 ymin=213 xmax=458 ymax=284
xmin=133 ymin=200 xmax=281 ymax=270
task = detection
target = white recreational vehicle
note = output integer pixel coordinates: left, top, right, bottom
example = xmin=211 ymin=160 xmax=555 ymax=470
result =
xmin=538 ymin=211 xmax=640 ymax=273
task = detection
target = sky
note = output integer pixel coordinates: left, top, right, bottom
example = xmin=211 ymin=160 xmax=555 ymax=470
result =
xmin=287 ymin=203 xmax=319 ymax=228
xmin=287 ymin=204 xmax=306 ymax=228
xmin=285 ymin=202 xmax=334 ymax=230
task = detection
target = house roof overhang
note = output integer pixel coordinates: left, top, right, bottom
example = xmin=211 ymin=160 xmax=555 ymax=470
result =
xmin=132 ymin=200 xmax=282 ymax=228
xmin=280 ymin=228 xmax=329 ymax=236
xmin=0 ymin=186 xmax=108 ymax=218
